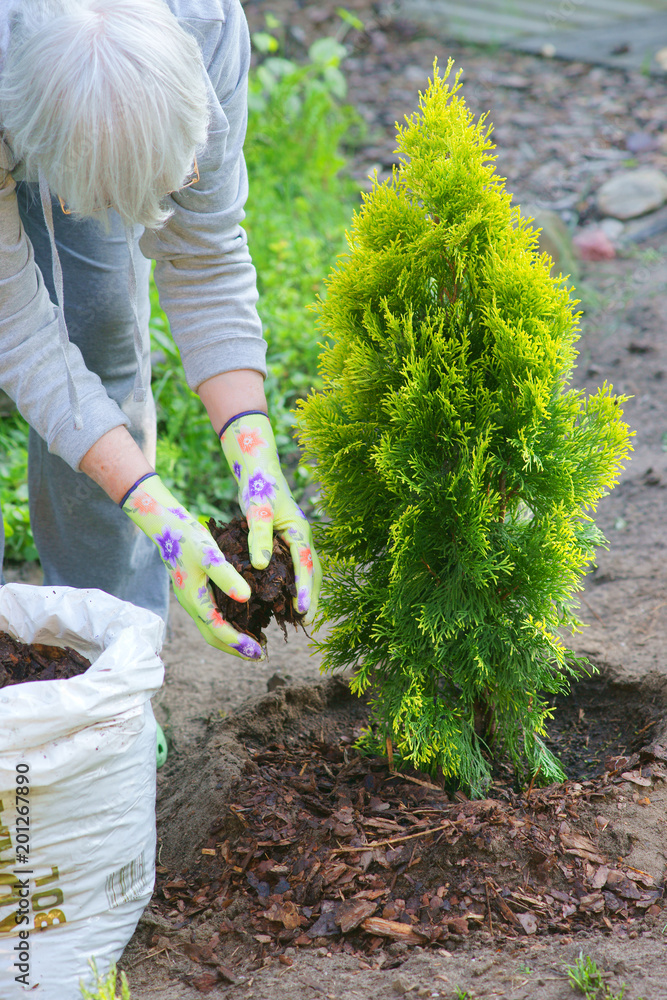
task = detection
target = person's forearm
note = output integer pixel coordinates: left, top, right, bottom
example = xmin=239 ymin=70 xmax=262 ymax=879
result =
xmin=79 ymin=425 xmax=154 ymax=504
xmin=80 ymin=370 xmax=266 ymax=504
xmin=197 ymin=369 xmax=267 ymax=434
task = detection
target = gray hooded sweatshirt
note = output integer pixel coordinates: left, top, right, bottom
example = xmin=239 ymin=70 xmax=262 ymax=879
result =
xmin=0 ymin=0 xmax=266 ymax=471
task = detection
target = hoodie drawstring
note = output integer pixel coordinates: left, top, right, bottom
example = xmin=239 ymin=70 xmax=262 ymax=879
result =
xmin=124 ymin=224 xmax=147 ymax=404
xmin=37 ymin=169 xmax=148 ymax=428
xmin=38 ymin=166 xmax=83 ymax=431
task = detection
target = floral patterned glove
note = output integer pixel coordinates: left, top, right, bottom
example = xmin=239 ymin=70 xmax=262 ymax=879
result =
xmin=121 ymin=473 xmax=264 ymax=659
xmin=220 ymin=411 xmax=322 ymax=624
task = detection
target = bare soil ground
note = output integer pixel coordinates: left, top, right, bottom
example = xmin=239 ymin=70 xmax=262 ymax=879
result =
xmin=13 ymin=4 xmax=667 ymax=998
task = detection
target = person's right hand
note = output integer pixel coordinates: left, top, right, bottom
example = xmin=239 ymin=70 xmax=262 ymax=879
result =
xmin=120 ymin=473 xmax=264 ymax=659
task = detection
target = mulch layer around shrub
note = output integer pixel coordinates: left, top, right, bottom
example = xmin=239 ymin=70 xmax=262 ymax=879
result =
xmin=152 ymin=681 xmax=667 ymax=991
xmin=0 ymin=630 xmax=90 ymax=688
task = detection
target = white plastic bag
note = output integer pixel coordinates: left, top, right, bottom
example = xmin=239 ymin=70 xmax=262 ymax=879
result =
xmin=0 ymin=583 xmax=165 ymax=998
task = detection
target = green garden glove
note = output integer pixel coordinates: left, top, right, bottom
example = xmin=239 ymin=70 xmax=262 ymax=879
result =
xmin=121 ymin=473 xmax=264 ymax=659
xmin=219 ymin=411 xmax=321 ymax=624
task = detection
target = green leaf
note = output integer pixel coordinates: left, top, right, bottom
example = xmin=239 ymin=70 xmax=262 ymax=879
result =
xmin=252 ymin=31 xmax=279 ymax=54
xmin=336 ymin=7 xmax=364 ymax=30
xmin=308 ymin=37 xmax=347 ymax=66
xmin=323 ymin=65 xmax=347 ymax=99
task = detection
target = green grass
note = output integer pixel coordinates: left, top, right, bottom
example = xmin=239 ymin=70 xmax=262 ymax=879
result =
xmin=0 ymin=22 xmax=360 ymax=559
xmin=566 ymin=952 xmax=638 ymax=1000
xmin=80 ymin=961 xmax=130 ymax=1000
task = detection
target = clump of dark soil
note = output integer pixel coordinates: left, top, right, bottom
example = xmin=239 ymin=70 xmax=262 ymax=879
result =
xmin=152 ymin=674 xmax=667 ymax=975
xmin=544 ymin=678 xmax=664 ymax=781
xmin=0 ymin=630 xmax=91 ymax=688
xmin=207 ymin=517 xmax=306 ymax=643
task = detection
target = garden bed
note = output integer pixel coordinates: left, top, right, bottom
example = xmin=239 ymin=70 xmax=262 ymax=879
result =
xmin=120 ymin=673 xmax=667 ymax=997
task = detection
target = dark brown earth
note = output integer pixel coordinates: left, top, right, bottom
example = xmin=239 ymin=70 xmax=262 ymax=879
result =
xmin=207 ymin=517 xmax=306 ymax=644
xmin=0 ymin=630 xmax=90 ymax=688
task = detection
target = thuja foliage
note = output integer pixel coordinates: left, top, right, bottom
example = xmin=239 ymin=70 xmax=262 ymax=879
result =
xmin=296 ymin=61 xmax=632 ymax=796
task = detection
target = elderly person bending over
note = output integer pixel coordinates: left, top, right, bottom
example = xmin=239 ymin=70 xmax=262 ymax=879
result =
xmin=0 ymin=0 xmax=321 ymax=661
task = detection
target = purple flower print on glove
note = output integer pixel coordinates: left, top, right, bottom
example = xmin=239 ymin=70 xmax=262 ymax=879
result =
xmin=203 ymin=546 xmax=226 ymax=567
xmin=168 ymin=506 xmax=189 ymax=521
xmin=243 ymin=469 xmax=276 ymax=507
xmin=122 ymin=473 xmax=262 ymax=656
xmin=297 ymin=586 xmax=310 ymax=615
xmin=233 ymin=461 xmax=242 ymax=479
xmin=155 ymin=525 xmax=182 ymax=566
xmin=233 ymin=635 xmax=264 ymax=659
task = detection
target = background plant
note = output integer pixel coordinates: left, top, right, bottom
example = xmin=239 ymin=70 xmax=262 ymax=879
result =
xmin=0 ymin=414 xmax=38 ymax=562
xmin=0 ymin=18 xmax=359 ymax=559
xmin=297 ymin=60 xmax=631 ymax=795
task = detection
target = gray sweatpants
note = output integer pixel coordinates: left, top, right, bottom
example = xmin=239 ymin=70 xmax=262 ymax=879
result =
xmin=0 ymin=183 xmax=169 ymax=620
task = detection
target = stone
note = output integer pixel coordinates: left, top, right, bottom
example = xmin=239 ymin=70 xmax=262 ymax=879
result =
xmin=392 ymin=974 xmax=413 ymax=995
xmin=597 ymin=169 xmax=667 ymax=220
xmin=471 ymin=959 xmax=494 ymax=977
xmin=599 ymin=218 xmax=624 ymax=241
xmin=403 ymin=65 xmax=430 ymax=85
xmin=625 ymin=132 xmax=659 ymax=155
xmin=521 ymin=205 xmax=579 ymax=282
xmin=388 ymin=941 xmax=409 ymax=957
xmin=572 ymin=228 xmax=616 ymax=261
xmin=620 ymin=205 xmax=667 ymax=245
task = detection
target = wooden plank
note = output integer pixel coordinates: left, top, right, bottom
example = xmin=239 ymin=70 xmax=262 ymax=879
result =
xmin=471 ymin=0 xmax=657 ymax=25
xmin=397 ymin=0 xmax=664 ymax=47
xmin=398 ymin=0 xmax=549 ymax=44
xmin=425 ymin=2 xmax=550 ymax=33
xmin=515 ymin=13 xmax=667 ymax=75
xmin=571 ymin=0 xmax=664 ymax=15
xmin=396 ymin=1 xmax=667 ymax=73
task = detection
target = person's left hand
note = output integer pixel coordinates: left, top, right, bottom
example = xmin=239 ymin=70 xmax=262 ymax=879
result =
xmin=220 ymin=411 xmax=322 ymax=624
xmin=121 ymin=473 xmax=264 ymax=659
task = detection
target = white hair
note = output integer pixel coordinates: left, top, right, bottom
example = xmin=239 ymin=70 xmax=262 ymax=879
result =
xmin=0 ymin=0 xmax=210 ymax=228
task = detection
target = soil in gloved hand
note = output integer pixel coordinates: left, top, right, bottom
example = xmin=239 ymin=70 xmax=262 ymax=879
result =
xmin=0 ymin=632 xmax=91 ymax=689
xmin=207 ymin=516 xmax=307 ymax=645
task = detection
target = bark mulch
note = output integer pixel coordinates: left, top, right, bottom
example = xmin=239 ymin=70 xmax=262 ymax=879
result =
xmin=153 ymin=707 xmax=667 ymax=991
xmin=0 ymin=630 xmax=91 ymax=689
